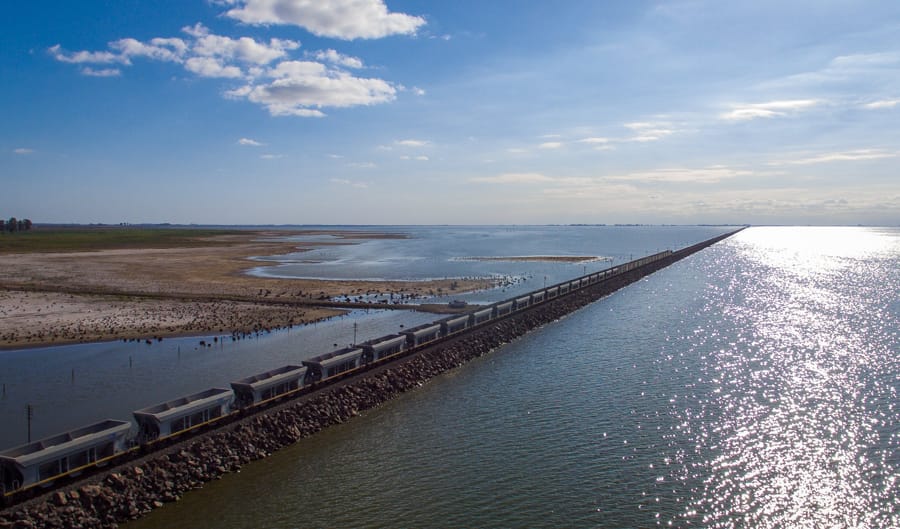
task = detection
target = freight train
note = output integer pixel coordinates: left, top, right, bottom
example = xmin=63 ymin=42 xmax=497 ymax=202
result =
xmin=0 ymin=250 xmax=673 ymax=500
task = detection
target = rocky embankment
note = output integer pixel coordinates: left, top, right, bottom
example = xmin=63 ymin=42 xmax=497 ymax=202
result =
xmin=0 ymin=260 xmax=668 ymax=529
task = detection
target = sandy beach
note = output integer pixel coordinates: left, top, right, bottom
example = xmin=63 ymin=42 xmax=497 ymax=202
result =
xmin=0 ymin=229 xmax=493 ymax=349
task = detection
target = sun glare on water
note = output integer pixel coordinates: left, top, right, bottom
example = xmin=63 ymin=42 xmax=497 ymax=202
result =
xmin=687 ymin=227 xmax=900 ymax=528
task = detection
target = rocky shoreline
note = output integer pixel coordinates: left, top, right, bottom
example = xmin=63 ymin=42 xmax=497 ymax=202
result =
xmin=0 ymin=253 xmax=688 ymax=529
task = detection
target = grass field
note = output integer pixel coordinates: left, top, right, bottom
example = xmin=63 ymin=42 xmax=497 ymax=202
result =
xmin=0 ymin=226 xmax=251 ymax=253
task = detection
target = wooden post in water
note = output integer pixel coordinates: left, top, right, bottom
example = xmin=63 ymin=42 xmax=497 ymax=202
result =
xmin=26 ymin=404 xmax=33 ymax=443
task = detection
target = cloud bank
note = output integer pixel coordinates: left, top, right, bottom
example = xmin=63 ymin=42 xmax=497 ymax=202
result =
xmin=50 ymin=1 xmax=424 ymax=117
xmin=220 ymin=0 xmax=426 ymax=40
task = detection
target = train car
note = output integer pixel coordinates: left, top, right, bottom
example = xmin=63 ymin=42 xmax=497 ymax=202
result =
xmin=134 ymin=388 xmax=234 ymax=441
xmin=513 ymin=295 xmax=531 ymax=311
xmin=469 ymin=306 xmax=494 ymax=326
xmin=493 ymin=300 xmax=514 ymax=317
xmin=530 ymin=291 xmax=545 ymax=304
xmin=569 ymin=280 xmax=581 ymax=291
xmin=231 ymin=365 xmax=307 ymax=408
xmin=545 ymin=285 xmax=559 ymax=299
xmin=439 ymin=314 xmax=470 ymax=337
xmin=559 ymin=283 xmax=570 ymax=295
xmin=588 ymin=273 xmax=600 ymax=284
xmin=0 ymin=420 xmax=130 ymax=493
xmin=302 ymin=347 xmax=364 ymax=383
xmin=362 ymin=334 xmax=407 ymax=363
xmin=401 ymin=323 xmax=442 ymax=347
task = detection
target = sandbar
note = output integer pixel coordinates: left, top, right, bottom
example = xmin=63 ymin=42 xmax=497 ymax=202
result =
xmin=0 ymin=228 xmax=494 ymax=349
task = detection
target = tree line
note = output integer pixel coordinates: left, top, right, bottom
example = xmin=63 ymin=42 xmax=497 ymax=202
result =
xmin=0 ymin=217 xmax=33 ymax=233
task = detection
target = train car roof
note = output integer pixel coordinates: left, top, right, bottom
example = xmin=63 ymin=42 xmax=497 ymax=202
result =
xmin=303 ymin=347 xmax=363 ymax=369
xmin=231 ymin=365 xmax=307 ymax=393
xmin=362 ymin=334 xmax=406 ymax=350
xmin=133 ymin=388 xmax=233 ymax=423
xmin=438 ymin=314 xmax=470 ymax=324
xmin=0 ymin=419 xmax=130 ymax=467
xmin=403 ymin=322 xmax=442 ymax=332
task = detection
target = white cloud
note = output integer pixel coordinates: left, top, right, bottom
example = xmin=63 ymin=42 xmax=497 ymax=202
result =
xmin=331 ymin=178 xmax=369 ymax=188
xmin=81 ymin=67 xmax=121 ymax=77
xmin=829 ymin=52 xmax=900 ymax=69
xmin=538 ymin=142 xmax=564 ymax=149
xmin=395 ymin=139 xmax=430 ymax=147
xmin=151 ymin=37 xmax=189 ymax=56
xmin=238 ymin=138 xmax=264 ymax=146
xmin=607 ymin=166 xmax=753 ymax=184
xmin=51 ymin=22 xmax=401 ymax=118
xmin=48 ymin=44 xmax=123 ymax=64
xmin=228 ymin=60 xmax=396 ymax=116
xmin=110 ymin=38 xmax=185 ymax=62
xmin=863 ymin=99 xmax=900 ymax=109
xmin=192 ymin=32 xmax=299 ymax=65
xmin=348 ymin=161 xmax=376 ymax=168
xmin=312 ymin=49 xmax=363 ymax=68
xmin=185 ymin=57 xmax=244 ymax=78
xmin=412 ymin=86 xmax=426 ymax=96
xmin=223 ymin=0 xmax=426 ymax=40
xmin=757 ymin=52 xmax=900 ymax=98
xmin=470 ymin=172 xmax=555 ymax=184
xmin=471 ymin=165 xmax=754 ymax=188
xmin=577 ymin=137 xmax=610 ymax=144
xmin=181 ymin=23 xmax=210 ymax=38
xmin=400 ymin=155 xmax=429 ymax=161
xmin=52 ymin=26 xmax=296 ymax=77
xmin=260 ymin=153 xmax=284 ymax=159
xmin=13 ymin=148 xmax=34 ymax=155
xmin=779 ymin=149 xmax=897 ymax=165
xmin=720 ymin=99 xmax=821 ymax=121
xmin=623 ymin=122 xmax=675 ymax=142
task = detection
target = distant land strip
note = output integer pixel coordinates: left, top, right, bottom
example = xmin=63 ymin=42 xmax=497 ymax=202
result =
xmin=0 ymin=227 xmax=491 ymax=349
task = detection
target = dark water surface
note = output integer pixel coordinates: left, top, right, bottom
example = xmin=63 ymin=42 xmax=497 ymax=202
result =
xmin=123 ymin=227 xmax=900 ymax=528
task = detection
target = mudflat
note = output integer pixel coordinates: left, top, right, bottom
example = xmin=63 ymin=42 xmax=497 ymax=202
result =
xmin=0 ymin=227 xmax=492 ymax=349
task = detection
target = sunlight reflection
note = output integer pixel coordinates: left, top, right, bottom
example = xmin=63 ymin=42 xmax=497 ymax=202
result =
xmin=687 ymin=226 xmax=900 ymax=528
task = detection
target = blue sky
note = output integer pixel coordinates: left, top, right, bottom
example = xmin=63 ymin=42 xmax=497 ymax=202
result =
xmin=2 ymin=0 xmax=899 ymax=225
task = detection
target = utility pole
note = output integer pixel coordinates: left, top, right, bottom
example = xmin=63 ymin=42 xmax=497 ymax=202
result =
xmin=353 ymin=322 xmax=358 ymax=345
xmin=26 ymin=404 xmax=33 ymax=443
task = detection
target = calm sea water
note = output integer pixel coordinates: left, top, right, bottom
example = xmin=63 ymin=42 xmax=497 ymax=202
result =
xmin=121 ymin=226 xmax=900 ymax=529
xmin=0 ymin=226 xmax=724 ymax=449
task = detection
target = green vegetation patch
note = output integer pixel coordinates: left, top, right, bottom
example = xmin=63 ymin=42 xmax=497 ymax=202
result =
xmin=0 ymin=227 xmax=252 ymax=253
